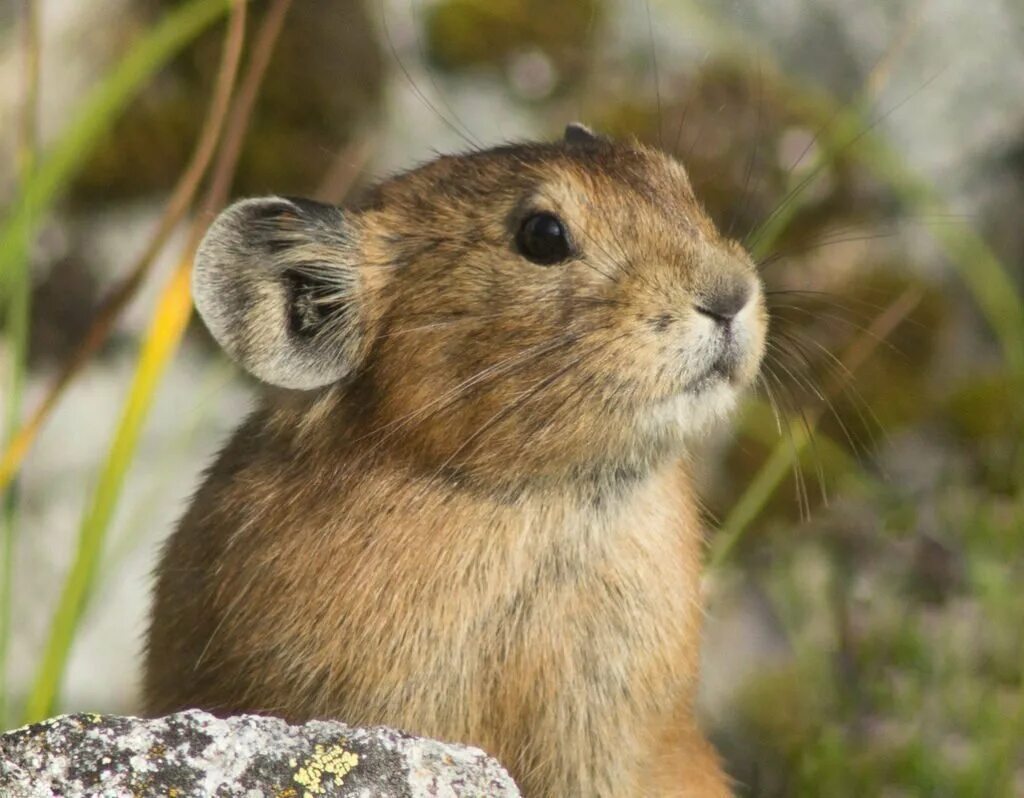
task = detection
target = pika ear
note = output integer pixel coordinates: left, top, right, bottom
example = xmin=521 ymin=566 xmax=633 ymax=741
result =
xmin=193 ymin=196 xmax=366 ymax=390
xmin=563 ymin=122 xmax=606 ymax=146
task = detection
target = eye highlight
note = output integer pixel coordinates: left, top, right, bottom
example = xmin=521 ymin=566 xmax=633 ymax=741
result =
xmin=516 ymin=212 xmax=572 ymax=265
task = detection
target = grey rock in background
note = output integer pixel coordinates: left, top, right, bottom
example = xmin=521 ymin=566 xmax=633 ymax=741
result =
xmin=0 ymin=710 xmax=521 ymax=798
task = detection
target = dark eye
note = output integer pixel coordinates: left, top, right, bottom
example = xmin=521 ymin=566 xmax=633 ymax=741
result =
xmin=516 ymin=212 xmax=572 ymax=265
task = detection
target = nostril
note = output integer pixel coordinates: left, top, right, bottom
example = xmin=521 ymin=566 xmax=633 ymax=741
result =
xmin=694 ymin=304 xmax=729 ymax=324
xmin=695 ymin=282 xmax=752 ymax=324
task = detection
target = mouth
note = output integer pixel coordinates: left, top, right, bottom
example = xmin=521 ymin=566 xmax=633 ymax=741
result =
xmin=683 ymin=352 xmax=741 ymax=394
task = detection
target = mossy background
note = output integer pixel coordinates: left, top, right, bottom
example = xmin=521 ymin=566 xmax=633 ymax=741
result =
xmin=0 ymin=0 xmax=1021 ymax=795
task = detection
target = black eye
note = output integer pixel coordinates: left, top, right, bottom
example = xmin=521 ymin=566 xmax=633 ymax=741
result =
xmin=516 ymin=212 xmax=572 ymax=265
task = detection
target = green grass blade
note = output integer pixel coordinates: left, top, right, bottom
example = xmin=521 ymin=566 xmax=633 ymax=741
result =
xmin=0 ymin=203 xmax=31 ymax=731
xmin=1 ymin=221 xmax=30 ymax=729
xmin=21 ymin=263 xmax=194 ymax=724
xmin=1 ymin=0 xmax=42 ymax=728
xmin=709 ymin=419 xmax=813 ymax=571
xmin=0 ymin=0 xmax=231 ymax=301
xmin=8 ymin=0 xmax=232 ymax=727
xmin=710 ymin=288 xmax=924 ymax=569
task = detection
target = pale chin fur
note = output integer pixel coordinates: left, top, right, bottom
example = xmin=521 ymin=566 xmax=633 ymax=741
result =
xmin=649 ymin=379 xmax=740 ymax=440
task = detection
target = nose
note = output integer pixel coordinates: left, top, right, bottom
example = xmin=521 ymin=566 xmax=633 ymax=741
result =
xmin=695 ymin=280 xmax=753 ymax=325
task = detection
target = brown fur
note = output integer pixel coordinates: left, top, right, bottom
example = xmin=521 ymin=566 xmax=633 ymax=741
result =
xmin=144 ymin=133 xmax=766 ymax=797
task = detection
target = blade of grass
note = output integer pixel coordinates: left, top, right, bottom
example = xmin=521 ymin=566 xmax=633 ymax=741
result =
xmin=709 ymin=287 xmax=923 ymax=570
xmin=0 ymin=0 xmax=249 ymax=496
xmin=199 ymin=0 xmax=295 ymax=215
xmin=101 ymin=361 xmax=237 ymax=585
xmin=0 ymin=0 xmax=234 ymax=302
xmin=21 ymin=0 xmax=291 ymax=724
xmin=20 ymin=259 xmax=194 ymax=724
xmin=740 ymin=398 xmax=866 ymax=479
xmin=1 ymin=0 xmax=41 ymax=728
xmin=744 ymin=0 xmax=930 ymax=262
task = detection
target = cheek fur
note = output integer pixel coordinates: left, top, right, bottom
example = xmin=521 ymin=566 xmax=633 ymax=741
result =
xmin=731 ymin=295 xmax=768 ymax=382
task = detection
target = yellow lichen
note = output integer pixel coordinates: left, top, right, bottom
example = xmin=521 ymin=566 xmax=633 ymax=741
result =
xmin=292 ymin=744 xmax=359 ymax=797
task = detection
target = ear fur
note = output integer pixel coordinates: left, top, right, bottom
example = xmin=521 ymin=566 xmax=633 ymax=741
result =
xmin=193 ymin=196 xmax=365 ymax=390
xmin=563 ymin=122 xmax=606 ymax=146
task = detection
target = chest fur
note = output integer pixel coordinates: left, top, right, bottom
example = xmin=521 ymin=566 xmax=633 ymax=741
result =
xmin=158 ymin=447 xmax=709 ymax=795
xmin=275 ymin=465 xmax=705 ymax=714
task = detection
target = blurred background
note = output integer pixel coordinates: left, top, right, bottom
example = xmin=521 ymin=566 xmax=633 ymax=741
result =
xmin=0 ymin=0 xmax=1022 ymax=794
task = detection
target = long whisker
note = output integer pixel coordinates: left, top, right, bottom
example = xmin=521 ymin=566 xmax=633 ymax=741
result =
xmin=760 ymin=362 xmax=813 ymax=518
xmin=746 ymin=68 xmax=947 ymax=254
xmin=645 ymin=0 xmax=663 ymax=150
xmin=757 ymin=231 xmax=906 ymax=270
xmin=769 ymin=304 xmax=906 ymax=357
xmin=773 ymin=328 xmax=884 ymax=446
xmin=432 ymin=331 xmax=634 ymax=477
xmin=358 ymin=333 xmax=583 ymax=451
xmin=796 ymin=331 xmax=887 ymax=443
xmin=376 ymin=0 xmax=482 ymax=150
xmin=757 ymin=372 xmax=783 ymax=436
xmin=764 ymin=351 xmax=828 ymax=506
xmin=767 ymin=338 xmax=870 ymax=464
xmin=404 ymin=0 xmax=482 ymax=148
xmin=768 ymin=289 xmax=931 ymax=339
xmin=376 ymin=296 xmax=622 ymax=341
xmin=727 ymin=60 xmax=763 ymax=241
xmin=756 ymin=213 xmax=971 ymax=270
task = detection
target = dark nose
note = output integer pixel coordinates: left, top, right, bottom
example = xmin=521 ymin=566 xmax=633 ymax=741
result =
xmin=695 ymin=282 xmax=752 ymax=325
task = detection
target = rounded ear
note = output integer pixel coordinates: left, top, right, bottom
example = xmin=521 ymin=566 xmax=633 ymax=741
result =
xmin=563 ymin=122 xmax=607 ymax=146
xmin=193 ymin=196 xmax=366 ymax=390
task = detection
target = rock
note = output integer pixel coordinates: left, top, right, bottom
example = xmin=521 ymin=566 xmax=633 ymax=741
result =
xmin=0 ymin=710 xmax=521 ymax=798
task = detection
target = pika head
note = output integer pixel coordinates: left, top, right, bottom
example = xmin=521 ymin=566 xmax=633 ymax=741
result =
xmin=193 ymin=124 xmax=767 ymax=490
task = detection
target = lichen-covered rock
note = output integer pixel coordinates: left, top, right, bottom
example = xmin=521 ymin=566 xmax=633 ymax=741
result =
xmin=0 ymin=710 xmax=521 ymax=798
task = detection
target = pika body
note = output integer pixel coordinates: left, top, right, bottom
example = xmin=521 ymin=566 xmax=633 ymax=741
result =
xmin=144 ymin=124 xmax=767 ymax=797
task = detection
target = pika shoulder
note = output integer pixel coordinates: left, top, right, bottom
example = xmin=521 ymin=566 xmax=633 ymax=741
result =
xmin=143 ymin=124 xmax=767 ymax=797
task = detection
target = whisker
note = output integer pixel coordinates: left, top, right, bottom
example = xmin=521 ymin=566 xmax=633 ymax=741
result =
xmin=761 ymin=363 xmax=813 ymax=518
xmin=755 ymin=213 xmax=972 ymax=269
xmin=727 ymin=60 xmax=763 ymax=242
xmin=432 ymin=331 xmax=634 ymax=477
xmin=775 ymin=328 xmax=887 ymax=458
xmin=768 ymin=338 xmax=871 ymax=464
xmin=757 ymin=231 xmax=906 ymax=270
xmin=757 ymin=372 xmax=783 ymax=436
xmin=764 ymin=351 xmax=829 ymax=505
xmin=767 ymin=289 xmax=931 ymax=335
xmin=377 ymin=0 xmax=482 ymax=150
xmin=746 ymin=68 xmax=947 ymax=254
xmin=404 ymin=0 xmax=481 ymax=148
xmin=769 ymin=304 xmax=907 ymax=358
xmin=358 ymin=333 xmax=583 ymax=451
xmin=645 ymin=0 xmax=663 ymax=150
xmin=376 ymin=296 xmax=622 ymax=341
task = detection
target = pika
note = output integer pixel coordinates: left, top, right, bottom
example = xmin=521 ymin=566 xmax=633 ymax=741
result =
xmin=143 ymin=124 xmax=766 ymax=797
